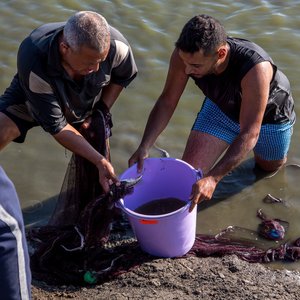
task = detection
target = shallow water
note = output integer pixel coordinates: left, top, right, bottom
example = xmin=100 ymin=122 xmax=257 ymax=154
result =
xmin=0 ymin=1 xmax=299 ymax=270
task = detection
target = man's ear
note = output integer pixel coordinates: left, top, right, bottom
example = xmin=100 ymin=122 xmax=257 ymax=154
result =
xmin=217 ymin=45 xmax=227 ymax=60
xmin=59 ymin=41 xmax=69 ymax=55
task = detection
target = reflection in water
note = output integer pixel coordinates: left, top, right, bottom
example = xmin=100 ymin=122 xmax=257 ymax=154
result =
xmin=198 ymin=157 xmax=275 ymax=208
xmin=0 ymin=1 xmax=299 ymax=270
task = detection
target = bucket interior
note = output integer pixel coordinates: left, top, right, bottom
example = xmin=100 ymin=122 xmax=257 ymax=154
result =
xmin=119 ymin=158 xmax=198 ymax=213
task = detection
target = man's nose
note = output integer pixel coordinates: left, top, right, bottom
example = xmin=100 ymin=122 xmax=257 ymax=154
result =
xmin=89 ymin=63 xmax=100 ymax=73
xmin=185 ymin=64 xmax=194 ymax=75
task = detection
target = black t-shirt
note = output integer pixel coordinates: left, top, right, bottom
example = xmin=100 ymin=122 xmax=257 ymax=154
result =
xmin=192 ymin=37 xmax=295 ymax=124
xmin=17 ymin=22 xmax=138 ymax=134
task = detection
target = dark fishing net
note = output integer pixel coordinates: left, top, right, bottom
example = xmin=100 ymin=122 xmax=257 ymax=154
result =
xmin=48 ymin=104 xmax=111 ymax=227
xmin=27 ymin=109 xmax=300 ymax=285
xmin=28 ymin=103 xmax=137 ymax=283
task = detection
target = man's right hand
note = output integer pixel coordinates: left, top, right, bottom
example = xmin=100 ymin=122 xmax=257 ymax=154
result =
xmin=128 ymin=146 xmax=149 ymax=173
xmin=96 ymin=158 xmax=119 ymax=194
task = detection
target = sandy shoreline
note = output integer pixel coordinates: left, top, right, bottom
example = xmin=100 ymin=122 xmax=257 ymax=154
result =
xmin=31 ymin=254 xmax=300 ymax=300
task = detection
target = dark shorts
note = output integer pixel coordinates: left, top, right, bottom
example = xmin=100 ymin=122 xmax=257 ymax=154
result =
xmin=0 ymin=74 xmax=37 ymax=143
xmin=192 ymin=98 xmax=294 ymax=161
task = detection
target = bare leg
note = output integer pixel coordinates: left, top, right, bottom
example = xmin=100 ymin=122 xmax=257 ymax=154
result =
xmin=0 ymin=112 xmax=21 ymax=150
xmin=182 ymin=130 xmax=229 ymax=174
xmin=254 ymin=154 xmax=287 ymax=172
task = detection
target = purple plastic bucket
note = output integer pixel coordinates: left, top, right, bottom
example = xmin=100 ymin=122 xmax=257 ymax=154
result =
xmin=117 ymin=157 xmax=202 ymax=258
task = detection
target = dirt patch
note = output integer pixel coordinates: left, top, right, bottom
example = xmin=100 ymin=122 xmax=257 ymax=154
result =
xmin=31 ymin=246 xmax=300 ymax=300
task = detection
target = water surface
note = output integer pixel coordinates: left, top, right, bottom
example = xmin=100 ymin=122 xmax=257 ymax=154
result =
xmin=0 ymin=0 xmax=299 ymax=270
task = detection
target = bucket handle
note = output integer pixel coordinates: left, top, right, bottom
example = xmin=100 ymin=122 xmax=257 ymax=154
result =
xmin=196 ymin=168 xmax=203 ymax=180
xmin=115 ymin=201 xmax=122 ymax=210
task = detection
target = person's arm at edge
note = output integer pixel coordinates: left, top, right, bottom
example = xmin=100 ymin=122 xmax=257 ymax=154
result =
xmin=129 ymin=48 xmax=189 ymax=172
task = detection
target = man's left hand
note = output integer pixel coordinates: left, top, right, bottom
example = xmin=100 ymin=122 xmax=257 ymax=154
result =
xmin=189 ymin=176 xmax=217 ymax=212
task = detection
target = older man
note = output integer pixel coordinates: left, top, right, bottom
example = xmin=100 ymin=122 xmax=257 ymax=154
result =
xmin=0 ymin=11 xmax=137 ymax=192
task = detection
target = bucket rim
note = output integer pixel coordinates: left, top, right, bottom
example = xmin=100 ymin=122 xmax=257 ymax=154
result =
xmin=116 ymin=199 xmax=192 ymax=219
xmin=136 ymin=157 xmax=197 ymax=171
xmin=117 ymin=157 xmax=200 ymax=219
xmin=120 ymin=157 xmax=202 ymax=178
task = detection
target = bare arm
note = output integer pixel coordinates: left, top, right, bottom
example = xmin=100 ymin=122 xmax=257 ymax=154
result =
xmin=101 ymin=82 xmax=124 ymax=109
xmin=52 ymin=83 xmax=124 ymax=193
xmin=189 ymin=61 xmax=273 ymax=211
xmin=53 ymin=124 xmax=118 ymax=193
xmin=129 ymin=49 xmax=189 ymax=171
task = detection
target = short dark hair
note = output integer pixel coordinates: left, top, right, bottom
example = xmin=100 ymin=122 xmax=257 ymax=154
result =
xmin=175 ymin=15 xmax=227 ymax=55
xmin=64 ymin=11 xmax=110 ymax=53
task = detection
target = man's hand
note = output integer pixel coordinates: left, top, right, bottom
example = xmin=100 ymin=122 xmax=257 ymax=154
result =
xmin=96 ymin=158 xmax=119 ymax=193
xmin=128 ymin=146 xmax=149 ymax=173
xmin=189 ymin=176 xmax=217 ymax=212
